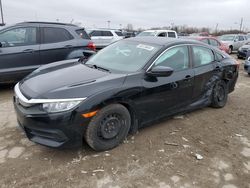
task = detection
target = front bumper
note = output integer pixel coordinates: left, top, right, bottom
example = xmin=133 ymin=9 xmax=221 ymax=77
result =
xmin=14 ymin=98 xmax=90 ymax=148
xmin=237 ymin=50 xmax=248 ymax=58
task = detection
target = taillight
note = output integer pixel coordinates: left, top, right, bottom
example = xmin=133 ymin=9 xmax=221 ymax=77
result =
xmin=87 ymin=42 xmax=96 ymax=51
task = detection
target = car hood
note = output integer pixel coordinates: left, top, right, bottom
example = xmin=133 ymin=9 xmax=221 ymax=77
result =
xmin=19 ymin=59 xmax=127 ymax=99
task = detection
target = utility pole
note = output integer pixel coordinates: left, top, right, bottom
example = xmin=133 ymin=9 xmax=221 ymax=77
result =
xmin=239 ymin=17 xmax=243 ymax=32
xmin=0 ymin=0 xmax=5 ymax=26
xmin=107 ymin=20 xmax=110 ymax=29
xmin=215 ymin=23 xmax=219 ymax=34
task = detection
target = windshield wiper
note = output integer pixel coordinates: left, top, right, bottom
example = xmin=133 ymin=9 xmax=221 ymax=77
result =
xmin=85 ymin=64 xmax=110 ymax=73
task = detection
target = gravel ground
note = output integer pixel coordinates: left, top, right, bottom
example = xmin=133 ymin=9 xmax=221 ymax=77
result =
xmin=0 ymin=55 xmax=249 ymax=188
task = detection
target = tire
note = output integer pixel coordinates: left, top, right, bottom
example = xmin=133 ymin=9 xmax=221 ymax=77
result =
xmin=84 ymin=104 xmax=131 ymax=151
xmin=228 ymin=46 xmax=233 ymax=54
xmin=211 ymin=80 xmax=228 ymax=108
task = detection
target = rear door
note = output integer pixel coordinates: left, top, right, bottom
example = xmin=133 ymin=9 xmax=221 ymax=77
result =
xmin=140 ymin=45 xmax=194 ymax=122
xmin=191 ymin=45 xmax=217 ymax=101
xmin=0 ymin=26 xmax=40 ymax=76
xmin=40 ymin=27 xmax=75 ymax=65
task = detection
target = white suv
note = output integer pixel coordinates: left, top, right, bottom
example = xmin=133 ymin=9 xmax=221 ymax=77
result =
xmin=137 ymin=30 xmax=178 ymax=38
xmin=87 ymin=29 xmax=124 ymax=49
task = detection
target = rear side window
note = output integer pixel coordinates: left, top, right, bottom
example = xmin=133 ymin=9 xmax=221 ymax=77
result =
xmin=239 ymin=36 xmax=244 ymax=41
xmin=42 ymin=27 xmax=73 ymax=43
xmin=209 ymin=39 xmax=220 ymax=47
xmin=76 ymin=29 xmax=90 ymax=39
xmin=90 ymin=30 xmax=102 ymax=37
xmin=192 ymin=46 xmax=214 ymax=67
xmin=102 ymin=31 xmax=113 ymax=36
xmin=154 ymin=46 xmax=189 ymax=71
xmin=158 ymin=32 xmax=166 ymax=37
xmin=201 ymin=39 xmax=209 ymax=44
xmin=167 ymin=32 xmax=176 ymax=38
xmin=216 ymin=52 xmax=224 ymax=61
xmin=115 ymin=31 xmax=123 ymax=36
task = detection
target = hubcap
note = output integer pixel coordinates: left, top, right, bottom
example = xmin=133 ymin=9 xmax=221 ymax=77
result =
xmin=100 ymin=114 xmax=123 ymax=139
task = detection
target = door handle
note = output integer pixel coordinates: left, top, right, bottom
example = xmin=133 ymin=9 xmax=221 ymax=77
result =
xmin=184 ymin=75 xmax=192 ymax=82
xmin=64 ymin=45 xmax=73 ymax=49
xmin=23 ymin=49 xmax=34 ymax=53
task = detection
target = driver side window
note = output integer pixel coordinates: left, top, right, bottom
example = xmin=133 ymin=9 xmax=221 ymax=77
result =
xmin=0 ymin=27 xmax=37 ymax=47
xmin=153 ymin=46 xmax=189 ymax=72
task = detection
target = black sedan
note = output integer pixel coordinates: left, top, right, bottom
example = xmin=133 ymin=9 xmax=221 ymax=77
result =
xmin=13 ymin=37 xmax=239 ymax=151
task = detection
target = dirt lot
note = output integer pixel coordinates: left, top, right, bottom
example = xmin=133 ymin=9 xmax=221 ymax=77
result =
xmin=0 ymin=55 xmax=249 ymax=188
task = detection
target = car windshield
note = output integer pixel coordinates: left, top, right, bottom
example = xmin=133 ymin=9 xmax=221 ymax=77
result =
xmin=137 ymin=32 xmax=156 ymax=37
xmin=85 ymin=40 xmax=160 ymax=73
xmin=220 ymin=35 xmax=235 ymax=41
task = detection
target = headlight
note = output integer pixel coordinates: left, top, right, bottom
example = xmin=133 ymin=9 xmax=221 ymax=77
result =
xmin=42 ymin=100 xmax=83 ymax=113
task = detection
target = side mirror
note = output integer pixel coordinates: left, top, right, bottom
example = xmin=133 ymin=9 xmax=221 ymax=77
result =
xmin=0 ymin=42 xmax=2 ymax=48
xmin=146 ymin=66 xmax=174 ymax=77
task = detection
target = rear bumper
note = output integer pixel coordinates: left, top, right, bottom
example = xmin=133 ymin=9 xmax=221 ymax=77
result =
xmin=14 ymin=100 xmax=90 ymax=148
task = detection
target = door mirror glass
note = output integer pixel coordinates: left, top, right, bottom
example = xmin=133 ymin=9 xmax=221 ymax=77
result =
xmin=0 ymin=42 xmax=2 ymax=47
xmin=146 ymin=66 xmax=174 ymax=77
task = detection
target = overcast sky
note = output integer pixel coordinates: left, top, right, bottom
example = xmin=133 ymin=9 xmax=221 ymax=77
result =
xmin=1 ymin=0 xmax=250 ymax=30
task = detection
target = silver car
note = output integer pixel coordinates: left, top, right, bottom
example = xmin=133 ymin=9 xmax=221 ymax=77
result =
xmin=219 ymin=34 xmax=248 ymax=54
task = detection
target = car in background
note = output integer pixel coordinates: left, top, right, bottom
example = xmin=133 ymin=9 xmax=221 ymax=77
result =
xmin=237 ymin=41 xmax=250 ymax=59
xmin=244 ymin=56 xmax=250 ymax=75
xmin=189 ymin=36 xmax=229 ymax=54
xmin=219 ymin=34 xmax=248 ymax=54
xmin=123 ymin=31 xmax=136 ymax=38
xmin=87 ymin=29 xmax=124 ymax=49
xmin=14 ymin=37 xmax=238 ymax=151
xmin=190 ymin=32 xmax=209 ymax=37
xmin=137 ymin=30 xmax=178 ymax=38
xmin=0 ymin=22 xmax=96 ymax=83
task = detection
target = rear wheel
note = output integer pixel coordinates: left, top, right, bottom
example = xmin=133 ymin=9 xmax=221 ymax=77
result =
xmin=84 ymin=104 xmax=131 ymax=151
xmin=211 ymin=80 xmax=228 ymax=108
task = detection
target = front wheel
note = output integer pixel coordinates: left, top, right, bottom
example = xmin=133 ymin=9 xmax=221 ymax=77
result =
xmin=84 ymin=104 xmax=131 ymax=151
xmin=211 ymin=80 xmax=228 ymax=108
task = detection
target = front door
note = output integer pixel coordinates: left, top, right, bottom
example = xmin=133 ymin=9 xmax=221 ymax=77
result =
xmin=139 ymin=45 xmax=194 ymax=123
xmin=0 ymin=26 xmax=40 ymax=81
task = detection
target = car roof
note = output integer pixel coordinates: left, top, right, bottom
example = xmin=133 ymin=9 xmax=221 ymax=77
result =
xmin=142 ymin=30 xmax=176 ymax=33
xmin=126 ymin=36 xmax=206 ymax=46
xmin=15 ymin=21 xmax=79 ymax=28
xmin=188 ymin=36 xmax=218 ymax=40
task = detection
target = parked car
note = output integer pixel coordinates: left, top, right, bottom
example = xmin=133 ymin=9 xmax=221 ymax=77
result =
xmin=244 ymin=56 xmax=250 ymax=75
xmin=87 ymin=29 xmax=124 ymax=49
xmin=123 ymin=31 xmax=136 ymax=38
xmin=137 ymin=30 xmax=178 ymax=38
xmin=0 ymin=22 xmax=96 ymax=83
xmin=237 ymin=41 xmax=250 ymax=59
xmin=190 ymin=36 xmax=229 ymax=54
xmin=219 ymin=34 xmax=248 ymax=54
xmin=14 ymin=37 xmax=239 ymax=151
xmin=190 ymin=32 xmax=209 ymax=37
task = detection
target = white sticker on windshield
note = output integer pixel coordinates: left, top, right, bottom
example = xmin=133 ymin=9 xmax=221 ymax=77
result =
xmin=137 ymin=44 xmax=155 ymax=51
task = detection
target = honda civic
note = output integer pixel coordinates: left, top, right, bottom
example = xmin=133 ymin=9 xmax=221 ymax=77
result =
xmin=13 ymin=37 xmax=239 ymax=151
